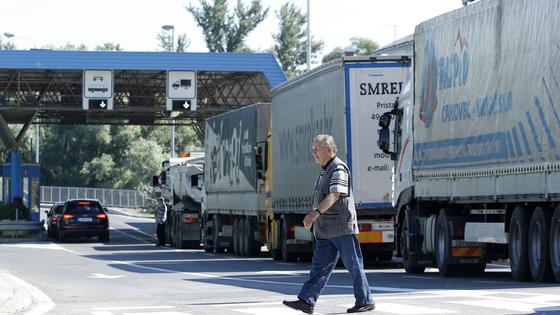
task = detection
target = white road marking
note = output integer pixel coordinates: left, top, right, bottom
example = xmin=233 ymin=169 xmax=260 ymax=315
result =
xmin=87 ymin=273 xmax=125 ymax=279
xmin=93 ymin=306 xmax=175 ymax=311
xmin=233 ymin=307 xmax=305 ymax=314
xmin=451 ymin=299 xmax=551 ymax=313
xmin=122 ymin=312 xmax=188 ymax=315
xmin=346 ymin=302 xmax=456 ymax=314
xmin=2 ymin=272 xmax=54 ymax=315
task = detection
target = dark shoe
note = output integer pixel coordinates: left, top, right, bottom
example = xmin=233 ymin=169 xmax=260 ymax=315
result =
xmin=347 ymin=302 xmax=376 ymax=313
xmin=283 ymin=299 xmax=314 ymax=314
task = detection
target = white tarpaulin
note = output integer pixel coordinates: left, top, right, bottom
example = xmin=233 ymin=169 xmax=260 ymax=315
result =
xmin=413 ymin=0 xmax=560 ymax=171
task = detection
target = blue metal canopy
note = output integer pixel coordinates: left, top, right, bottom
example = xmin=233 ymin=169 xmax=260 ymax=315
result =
xmin=0 ymin=50 xmax=286 ymax=88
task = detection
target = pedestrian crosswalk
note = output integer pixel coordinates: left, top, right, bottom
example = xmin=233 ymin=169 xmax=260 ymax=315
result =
xmin=89 ymin=292 xmax=560 ymax=315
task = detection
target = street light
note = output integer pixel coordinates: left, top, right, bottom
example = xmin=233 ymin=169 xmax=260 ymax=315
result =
xmin=162 ymin=25 xmax=176 ymax=158
xmin=3 ymin=32 xmax=40 ymax=163
xmin=161 ymin=25 xmax=175 ymax=52
xmin=3 ymin=32 xmax=37 ymax=49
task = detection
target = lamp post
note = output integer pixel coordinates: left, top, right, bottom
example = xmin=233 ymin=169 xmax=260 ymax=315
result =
xmin=162 ymin=25 xmax=176 ymax=158
xmin=306 ymin=0 xmax=311 ymax=71
xmin=3 ymin=32 xmax=40 ymax=163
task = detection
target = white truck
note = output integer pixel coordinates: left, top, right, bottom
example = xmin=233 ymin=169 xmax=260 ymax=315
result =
xmin=154 ymin=155 xmax=204 ymax=249
xmin=269 ymin=56 xmax=411 ymax=261
xmin=378 ymin=0 xmax=560 ymax=282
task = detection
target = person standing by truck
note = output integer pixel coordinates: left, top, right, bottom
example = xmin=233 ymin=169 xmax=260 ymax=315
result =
xmin=283 ymin=134 xmax=375 ymax=314
xmin=155 ymin=197 xmax=167 ymax=246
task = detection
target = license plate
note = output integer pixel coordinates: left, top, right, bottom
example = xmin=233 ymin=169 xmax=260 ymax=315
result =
xmin=78 ymin=217 xmax=93 ymax=222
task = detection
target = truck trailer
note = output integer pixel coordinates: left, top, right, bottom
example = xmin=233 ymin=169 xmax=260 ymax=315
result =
xmin=378 ymin=0 xmax=560 ymax=282
xmin=268 ymin=56 xmax=411 ymax=261
xmin=202 ymin=103 xmax=270 ymax=256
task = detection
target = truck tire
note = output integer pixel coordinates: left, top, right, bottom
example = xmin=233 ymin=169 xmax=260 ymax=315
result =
xmin=550 ymin=205 xmax=560 ymax=282
xmin=528 ymin=206 xmax=553 ymax=282
xmin=213 ymin=215 xmax=225 ymax=253
xmin=509 ymin=206 xmax=531 ymax=281
xmin=281 ymin=216 xmax=297 ymax=262
xmin=270 ymin=221 xmax=283 ymax=260
xmin=233 ymin=217 xmax=240 ymax=255
xmin=246 ymin=217 xmax=261 ymax=257
xmin=239 ymin=216 xmax=248 ymax=256
xmin=176 ymin=218 xmax=185 ymax=249
xmin=436 ymin=209 xmax=460 ymax=277
xmin=401 ymin=214 xmax=424 ymax=273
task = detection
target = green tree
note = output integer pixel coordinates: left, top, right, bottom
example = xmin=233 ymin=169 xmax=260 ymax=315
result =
xmin=187 ymin=0 xmax=268 ymax=52
xmin=0 ymin=37 xmax=16 ymax=50
xmin=157 ymin=32 xmax=190 ymax=52
xmin=272 ymin=2 xmax=324 ymax=78
xmin=95 ymin=42 xmax=123 ymax=51
xmin=322 ymin=37 xmax=379 ymax=63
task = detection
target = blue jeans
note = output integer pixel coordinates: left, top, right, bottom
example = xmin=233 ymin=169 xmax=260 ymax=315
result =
xmin=298 ymin=234 xmax=373 ymax=306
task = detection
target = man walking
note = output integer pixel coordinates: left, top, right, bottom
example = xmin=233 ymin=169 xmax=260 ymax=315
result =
xmin=283 ymin=134 xmax=375 ymax=314
xmin=155 ymin=196 xmax=167 ymax=246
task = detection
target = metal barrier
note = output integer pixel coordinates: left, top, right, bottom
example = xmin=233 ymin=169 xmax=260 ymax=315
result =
xmin=41 ymin=186 xmax=150 ymax=208
xmin=0 ymin=221 xmax=45 ymax=239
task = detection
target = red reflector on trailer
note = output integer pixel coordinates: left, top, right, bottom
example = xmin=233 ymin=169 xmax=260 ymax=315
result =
xmin=359 ymin=223 xmax=372 ymax=231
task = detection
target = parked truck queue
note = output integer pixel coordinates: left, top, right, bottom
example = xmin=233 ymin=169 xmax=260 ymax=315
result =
xmin=201 ymin=56 xmax=410 ymax=261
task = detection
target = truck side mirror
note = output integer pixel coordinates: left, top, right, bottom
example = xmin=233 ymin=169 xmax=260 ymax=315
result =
xmin=379 ymin=112 xmax=392 ymax=128
xmin=152 ymin=175 xmax=160 ymax=187
xmin=378 ymin=128 xmax=396 ymax=160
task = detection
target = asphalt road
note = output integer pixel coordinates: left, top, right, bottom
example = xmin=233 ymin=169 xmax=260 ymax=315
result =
xmin=1 ymin=209 xmax=560 ymax=315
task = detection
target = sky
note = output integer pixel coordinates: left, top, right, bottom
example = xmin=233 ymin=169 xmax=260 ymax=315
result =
xmin=0 ymin=0 xmax=463 ymax=61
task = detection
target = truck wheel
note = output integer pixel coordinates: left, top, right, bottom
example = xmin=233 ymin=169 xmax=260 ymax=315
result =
xmin=245 ymin=217 xmax=258 ymax=257
xmin=270 ymin=221 xmax=282 ymax=260
xmin=529 ymin=206 xmax=553 ymax=282
xmin=213 ymin=215 xmax=225 ymax=253
xmin=176 ymin=218 xmax=185 ymax=249
xmin=550 ymin=205 xmax=560 ymax=282
xmin=282 ymin=217 xmax=297 ymax=262
xmin=239 ymin=217 xmax=248 ymax=256
xmin=436 ymin=209 xmax=460 ymax=277
xmin=509 ymin=206 xmax=531 ymax=281
xmin=233 ymin=217 xmax=240 ymax=255
xmin=401 ymin=214 xmax=424 ymax=273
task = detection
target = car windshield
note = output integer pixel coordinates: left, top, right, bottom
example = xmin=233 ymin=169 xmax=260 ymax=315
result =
xmin=65 ymin=201 xmax=103 ymax=214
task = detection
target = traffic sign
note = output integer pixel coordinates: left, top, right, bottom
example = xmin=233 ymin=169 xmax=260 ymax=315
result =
xmin=167 ymin=71 xmax=196 ymax=99
xmin=83 ymin=70 xmax=113 ymax=110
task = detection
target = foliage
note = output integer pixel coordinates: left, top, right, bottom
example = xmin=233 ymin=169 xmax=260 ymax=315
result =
xmin=322 ymin=37 xmax=379 ymax=63
xmin=271 ymin=2 xmax=324 ymax=78
xmin=187 ymin=0 xmax=268 ymax=52
xmin=157 ymin=31 xmax=190 ymax=52
xmin=0 ymin=204 xmax=31 ymax=221
xmin=95 ymin=42 xmax=123 ymax=51
xmin=0 ymin=37 xmax=16 ymax=50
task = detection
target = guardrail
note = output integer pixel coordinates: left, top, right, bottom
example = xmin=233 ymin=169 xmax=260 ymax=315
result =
xmin=0 ymin=221 xmax=45 ymax=240
xmin=41 ymin=186 xmax=150 ymax=208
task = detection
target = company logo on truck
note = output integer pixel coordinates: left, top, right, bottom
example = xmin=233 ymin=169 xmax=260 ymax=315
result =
xmin=420 ymin=32 xmax=470 ymax=128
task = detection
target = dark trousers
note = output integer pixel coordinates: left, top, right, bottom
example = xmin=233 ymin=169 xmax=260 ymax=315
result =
xmin=156 ymin=223 xmax=166 ymax=246
xmin=298 ymin=234 xmax=373 ymax=306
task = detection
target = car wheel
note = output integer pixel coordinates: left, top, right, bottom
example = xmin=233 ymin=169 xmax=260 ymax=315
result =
xmin=99 ymin=231 xmax=110 ymax=243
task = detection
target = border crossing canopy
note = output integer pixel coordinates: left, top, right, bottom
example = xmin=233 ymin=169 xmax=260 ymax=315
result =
xmin=0 ymin=50 xmax=286 ymax=128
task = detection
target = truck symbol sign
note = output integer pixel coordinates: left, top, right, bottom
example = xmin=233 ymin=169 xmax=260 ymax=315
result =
xmin=172 ymin=79 xmax=192 ymax=89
